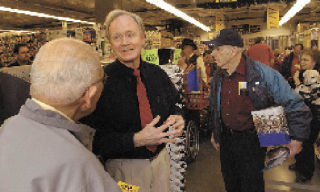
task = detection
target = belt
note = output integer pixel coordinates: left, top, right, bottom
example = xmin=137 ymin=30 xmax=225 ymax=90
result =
xmin=221 ymin=120 xmax=256 ymax=135
xmin=226 ymin=127 xmax=256 ymax=135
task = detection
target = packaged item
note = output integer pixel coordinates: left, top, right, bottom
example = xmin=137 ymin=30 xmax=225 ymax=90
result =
xmin=251 ymin=106 xmax=290 ymax=147
xmin=263 ymin=147 xmax=290 ymax=171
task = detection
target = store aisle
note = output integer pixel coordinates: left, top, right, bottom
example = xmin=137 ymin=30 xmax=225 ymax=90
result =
xmin=186 ymin=140 xmax=320 ymax=192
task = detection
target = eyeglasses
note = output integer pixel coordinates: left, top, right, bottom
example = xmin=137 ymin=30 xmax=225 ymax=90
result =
xmin=301 ymin=58 xmax=311 ymax=62
xmin=111 ymin=31 xmax=137 ymax=42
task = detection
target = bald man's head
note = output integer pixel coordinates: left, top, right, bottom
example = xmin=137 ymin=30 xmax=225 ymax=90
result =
xmin=30 ymin=38 xmax=102 ymax=105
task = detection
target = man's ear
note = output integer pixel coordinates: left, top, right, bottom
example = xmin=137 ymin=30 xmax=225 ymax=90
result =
xmin=80 ymin=85 xmax=97 ymax=111
xmin=141 ymin=32 xmax=146 ymax=46
xmin=233 ymin=47 xmax=241 ymax=56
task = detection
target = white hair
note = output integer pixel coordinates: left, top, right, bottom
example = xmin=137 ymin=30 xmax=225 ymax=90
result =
xmin=30 ymin=38 xmax=101 ymax=106
xmin=104 ymin=9 xmax=145 ymax=41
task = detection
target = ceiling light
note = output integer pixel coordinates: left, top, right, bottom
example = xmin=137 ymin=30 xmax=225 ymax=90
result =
xmin=0 ymin=6 xmax=95 ymax=25
xmin=279 ymin=0 xmax=311 ymax=26
xmin=145 ymin=0 xmax=211 ymax=32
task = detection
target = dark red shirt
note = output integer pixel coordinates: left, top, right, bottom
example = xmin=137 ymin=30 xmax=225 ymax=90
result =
xmin=221 ymin=57 xmax=256 ymax=131
xmin=247 ymin=43 xmax=274 ymax=66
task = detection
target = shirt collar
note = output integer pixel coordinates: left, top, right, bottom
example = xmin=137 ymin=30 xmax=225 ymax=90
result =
xmin=32 ymin=98 xmax=75 ymax=123
xmin=234 ymin=56 xmax=246 ymax=75
xmin=115 ymin=59 xmax=145 ymax=73
xmin=115 ymin=58 xmax=148 ymax=77
xmin=20 ymin=99 xmax=95 ymax=150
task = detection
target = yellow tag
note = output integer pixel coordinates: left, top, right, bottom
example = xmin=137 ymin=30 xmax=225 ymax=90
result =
xmin=238 ymin=81 xmax=247 ymax=95
xmin=117 ymin=181 xmax=140 ymax=192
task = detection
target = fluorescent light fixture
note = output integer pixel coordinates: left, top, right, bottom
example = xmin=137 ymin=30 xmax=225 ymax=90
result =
xmin=145 ymin=0 xmax=211 ymax=32
xmin=12 ymin=30 xmax=31 ymax=33
xmin=0 ymin=30 xmax=36 ymax=34
xmin=279 ymin=0 xmax=311 ymax=26
xmin=0 ymin=6 xmax=95 ymax=25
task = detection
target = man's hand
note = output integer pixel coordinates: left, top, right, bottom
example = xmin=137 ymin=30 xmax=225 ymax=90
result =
xmin=211 ymin=133 xmax=220 ymax=151
xmin=133 ymin=116 xmax=177 ymax=147
xmin=164 ymin=115 xmax=185 ymax=138
xmin=286 ymin=140 xmax=303 ymax=158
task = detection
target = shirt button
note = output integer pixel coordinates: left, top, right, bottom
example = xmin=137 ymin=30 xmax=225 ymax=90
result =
xmin=228 ymin=91 xmax=231 ymax=94
xmin=226 ymin=113 xmax=230 ymax=116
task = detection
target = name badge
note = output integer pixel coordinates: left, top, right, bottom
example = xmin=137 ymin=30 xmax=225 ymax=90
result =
xmin=238 ymin=81 xmax=248 ymax=96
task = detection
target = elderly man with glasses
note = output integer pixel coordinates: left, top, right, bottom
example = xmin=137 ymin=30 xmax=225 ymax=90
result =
xmin=0 ymin=38 xmax=120 ymax=192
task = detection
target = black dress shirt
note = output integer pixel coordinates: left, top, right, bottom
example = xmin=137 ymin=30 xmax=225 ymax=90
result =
xmin=81 ymin=59 xmax=181 ymax=160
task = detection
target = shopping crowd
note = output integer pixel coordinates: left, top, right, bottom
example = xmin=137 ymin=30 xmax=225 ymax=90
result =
xmin=0 ymin=8 xmax=319 ymax=192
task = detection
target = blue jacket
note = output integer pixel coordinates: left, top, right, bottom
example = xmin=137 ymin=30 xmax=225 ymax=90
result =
xmin=209 ymin=55 xmax=312 ymax=144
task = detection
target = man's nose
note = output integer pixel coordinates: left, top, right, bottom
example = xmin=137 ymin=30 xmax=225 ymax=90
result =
xmin=120 ymin=36 xmax=130 ymax=45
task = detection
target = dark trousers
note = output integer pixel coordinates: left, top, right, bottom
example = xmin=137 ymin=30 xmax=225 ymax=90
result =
xmin=220 ymin=128 xmax=266 ymax=192
xmin=295 ymin=112 xmax=320 ymax=179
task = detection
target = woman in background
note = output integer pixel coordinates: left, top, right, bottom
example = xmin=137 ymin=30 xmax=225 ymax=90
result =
xmin=290 ymin=49 xmax=320 ymax=183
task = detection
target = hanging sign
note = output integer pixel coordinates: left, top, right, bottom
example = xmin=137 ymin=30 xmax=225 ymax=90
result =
xmin=173 ymin=49 xmax=182 ymax=65
xmin=216 ymin=13 xmax=225 ymax=32
xmin=141 ymin=49 xmax=159 ymax=65
xmin=267 ymin=6 xmax=279 ymax=29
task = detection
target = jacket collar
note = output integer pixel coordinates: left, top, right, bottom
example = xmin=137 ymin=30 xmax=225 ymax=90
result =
xmin=113 ymin=58 xmax=148 ymax=76
xmin=19 ymin=99 xmax=95 ymax=150
xmin=244 ymin=54 xmax=262 ymax=83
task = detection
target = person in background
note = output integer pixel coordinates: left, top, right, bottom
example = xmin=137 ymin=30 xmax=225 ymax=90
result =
xmin=273 ymin=49 xmax=282 ymax=72
xmin=247 ymin=37 xmax=275 ymax=67
xmin=290 ymin=49 xmax=320 ymax=183
xmin=281 ymin=44 xmax=304 ymax=87
xmin=280 ymin=46 xmax=292 ymax=62
xmin=7 ymin=44 xmax=31 ymax=67
xmin=0 ymin=65 xmax=31 ymax=125
xmin=81 ymin=9 xmax=184 ymax=192
xmin=178 ymin=38 xmax=207 ymax=84
xmin=203 ymin=50 xmax=216 ymax=83
xmin=0 ymin=38 xmax=121 ymax=192
xmin=177 ymin=39 xmax=208 ymax=137
xmin=312 ymin=42 xmax=318 ymax=50
xmin=293 ymin=49 xmax=320 ymax=86
xmin=209 ymin=28 xmax=311 ymax=192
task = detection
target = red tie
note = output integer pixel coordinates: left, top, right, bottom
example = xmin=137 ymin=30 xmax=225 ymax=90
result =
xmin=133 ymin=69 xmax=157 ymax=152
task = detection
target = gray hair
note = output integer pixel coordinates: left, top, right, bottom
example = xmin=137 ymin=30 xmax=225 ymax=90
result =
xmin=30 ymin=38 xmax=101 ymax=106
xmin=104 ymin=9 xmax=145 ymax=41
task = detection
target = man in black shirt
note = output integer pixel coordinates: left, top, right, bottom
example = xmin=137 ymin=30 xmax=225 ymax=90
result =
xmin=82 ymin=9 xmax=184 ymax=192
xmin=0 ymin=65 xmax=31 ymax=124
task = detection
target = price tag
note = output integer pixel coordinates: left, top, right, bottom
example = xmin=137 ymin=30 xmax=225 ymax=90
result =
xmin=141 ymin=49 xmax=159 ymax=65
xmin=173 ymin=49 xmax=182 ymax=65
xmin=117 ymin=181 xmax=140 ymax=192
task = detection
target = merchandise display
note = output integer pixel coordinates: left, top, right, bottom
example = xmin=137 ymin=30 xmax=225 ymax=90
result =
xmin=166 ymin=126 xmax=187 ymax=192
xmin=0 ymin=32 xmax=46 ymax=66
